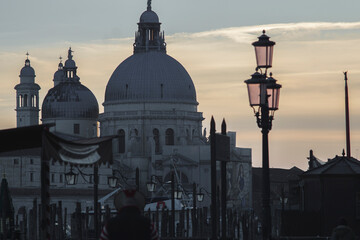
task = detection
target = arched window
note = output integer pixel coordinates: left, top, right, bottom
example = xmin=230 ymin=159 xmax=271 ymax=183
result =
xmin=31 ymin=95 xmax=35 ymax=107
xmin=18 ymin=95 xmax=23 ymax=108
xmin=118 ymin=129 xmax=125 ymax=153
xmin=153 ymin=128 xmax=160 ymax=154
xmin=165 ymin=128 xmax=174 ymax=145
xmin=23 ymin=94 xmax=28 ymax=107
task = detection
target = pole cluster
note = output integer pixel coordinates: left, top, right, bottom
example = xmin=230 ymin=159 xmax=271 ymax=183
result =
xmin=210 ymin=117 xmax=230 ymax=239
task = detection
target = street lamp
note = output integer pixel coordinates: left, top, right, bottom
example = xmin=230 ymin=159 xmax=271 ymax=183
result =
xmin=65 ymin=164 xmax=100 ymax=239
xmin=197 ymin=191 xmax=204 ymax=202
xmin=107 ymin=168 xmax=140 ymax=190
xmin=245 ymin=30 xmax=281 ymax=240
xmin=146 ymin=180 xmax=156 ymax=192
xmin=64 ymin=166 xmax=78 ymax=185
xmin=108 ymin=175 xmax=118 ymax=188
xmin=146 ymin=175 xmax=164 ymax=193
xmin=252 ymin=30 xmax=275 ymax=74
xmin=195 ymin=187 xmax=210 ymax=203
xmin=174 ymin=186 xmax=183 ymax=199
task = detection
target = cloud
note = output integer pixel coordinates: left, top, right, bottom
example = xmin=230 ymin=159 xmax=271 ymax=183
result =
xmin=168 ymin=21 xmax=360 ymax=44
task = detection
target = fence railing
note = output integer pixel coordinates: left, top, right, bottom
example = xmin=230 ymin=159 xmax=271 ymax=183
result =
xmin=16 ymin=199 xmax=340 ymax=240
xmin=15 ymin=199 xmax=255 ymax=239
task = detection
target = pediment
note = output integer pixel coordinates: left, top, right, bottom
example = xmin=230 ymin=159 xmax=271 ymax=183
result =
xmin=161 ymin=153 xmax=198 ymax=167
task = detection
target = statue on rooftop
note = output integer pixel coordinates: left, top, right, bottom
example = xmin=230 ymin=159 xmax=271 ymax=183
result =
xmin=68 ymin=47 xmax=73 ymax=60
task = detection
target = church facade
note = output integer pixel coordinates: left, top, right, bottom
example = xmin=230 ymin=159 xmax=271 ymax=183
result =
xmin=1 ymin=1 xmax=252 ymax=214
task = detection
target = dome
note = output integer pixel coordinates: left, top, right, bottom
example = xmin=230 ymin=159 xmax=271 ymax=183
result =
xmin=104 ymin=51 xmax=197 ymax=104
xmin=53 ymin=62 xmax=64 ymax=85
xmin=140 ymin=10 xmax=159 ymax=23
xmin=42 ymin=82 xmax=99 ymax=119
xmin=53 ymin=70 xmax=64 ymax=81
xmin=20 ymin=59 xmax=35 ymax=76
xmin=65 ymin=59 xmax=76 ymax=68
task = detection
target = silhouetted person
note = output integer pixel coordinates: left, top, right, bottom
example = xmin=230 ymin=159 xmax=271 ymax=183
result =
xmin=331 ymin=218 xmax=355 ymax=240
xmin=100 ymin=190 xmax=159 ymax=240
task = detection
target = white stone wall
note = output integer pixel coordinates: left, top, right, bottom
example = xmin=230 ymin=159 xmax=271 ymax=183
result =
xmin=42 ymin=119 xmax=98 ymax=138
xmin=0 ymin=154 xmax=115 ymax=213
xmin=99 ymin=98 xmax=252 ymax=210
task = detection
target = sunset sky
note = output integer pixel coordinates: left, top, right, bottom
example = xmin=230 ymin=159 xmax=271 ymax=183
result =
xmin=1 ymin=0 xmax=360 ymax=170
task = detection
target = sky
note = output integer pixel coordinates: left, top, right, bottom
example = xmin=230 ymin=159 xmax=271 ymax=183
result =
xmin=1 ymin=0 xmax=360 ymax=170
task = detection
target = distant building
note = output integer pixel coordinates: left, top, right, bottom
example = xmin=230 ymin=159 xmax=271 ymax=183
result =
xmin=0 ymin=1 xmax=252 ymax=217
xmin=252 ymin=166 xmax=304 ymax=238
xmin=300 ymin=154 xmax=360 ymax=236
xmin=1 ymin=50 xmax=113 ymax=214
xmin=42 ymin=48 xmax=99 ymax=139
xmin=97 ymin=2 xmax=252 ymax=209
xmin=278 ymin=151 xmax=360 ymax=238
xmin=14 ymin=56 xmax=40 ymax=127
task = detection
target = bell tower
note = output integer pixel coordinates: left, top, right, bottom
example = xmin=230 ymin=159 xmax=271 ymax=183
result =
xmin=134 ymin=0 xmax=166 ymax=53
xmin=14 ymin=53 xmax=40 ymax=127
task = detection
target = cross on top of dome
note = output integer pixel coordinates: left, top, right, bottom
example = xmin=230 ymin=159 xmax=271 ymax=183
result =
xmin=147 ymin=0 xmax=152 ymax=10
xmin=25 ymin=52 xmax=31 ymax=67
xmin=20 ymin=52 xmax=35 ymax=77
xmin=58 ymin=56 xmax=63 ymax=70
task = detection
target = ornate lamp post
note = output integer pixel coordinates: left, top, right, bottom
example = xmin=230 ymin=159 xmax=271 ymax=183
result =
xmin=64 ymin=166 xmax=78 ymax=185
xmin=107 ymin=168 xmax=140 ymax=190
xmin=174 ymin=186 xmax=183 ymax=199
xmin=245 ymin=30 xmax=281 ymax=240
xmin=252 ymin=30 xmax=275 ymax=75
xmin=65 ymin=164 xmax=100 ymax=239
xmin=146 ymin=180 xmax=156 ymax=193
xmin=108 ymin=175 xmax=118 ymax=188
xmin=197 ymin=192 xmax=204 ymax=202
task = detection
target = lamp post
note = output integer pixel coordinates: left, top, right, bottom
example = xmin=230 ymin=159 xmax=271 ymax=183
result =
xmin=191 ymin=184 xmax=207 ymax=237
xmin=197 ymin=189 xmax=205 ymax=202
xmin=94 ymin=163 xmax=99 ymax=240
xmin=64 ymin=166 xmax=78 ymax=185
xmin=107 ymin=167 xmax=140 ymax=190
xmin=192 ymin=183 xmax=198 ymax=237
xmin=65 ymin=164 xmax=100 ymax=239
xmin=171 ymin=172 xmax=175 ymax=238
xmin=146 ymin=174 xmax=177 ymax=236
xmin=245 ymin=30 xmax=281 ymax=240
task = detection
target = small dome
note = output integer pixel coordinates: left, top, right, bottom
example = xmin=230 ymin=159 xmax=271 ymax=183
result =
xmin=53 ymin=70 xmax=64 ymax=82
xmin=20 ymin=59 xmax=35 ymax=76
xmin=140 ymin=10 xmax=159 ymax=23
xmin=65 ymin=59 xmax=76 ymax=68
xmin=104 ymin=51 xmax=197 ymax=104
xmin=54 ymin=62 xmax=64 ymax=78
xmin=42 ymin=82 xmax=99 ymax=119
xmin=53 ymin=62 xmax=64 ymax=86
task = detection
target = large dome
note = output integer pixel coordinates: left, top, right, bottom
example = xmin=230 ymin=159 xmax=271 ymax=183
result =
xmin=104 ymin=51 xmax=197 ymax=104
xmin=42 ymin=82 xmax=99 ymax=119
